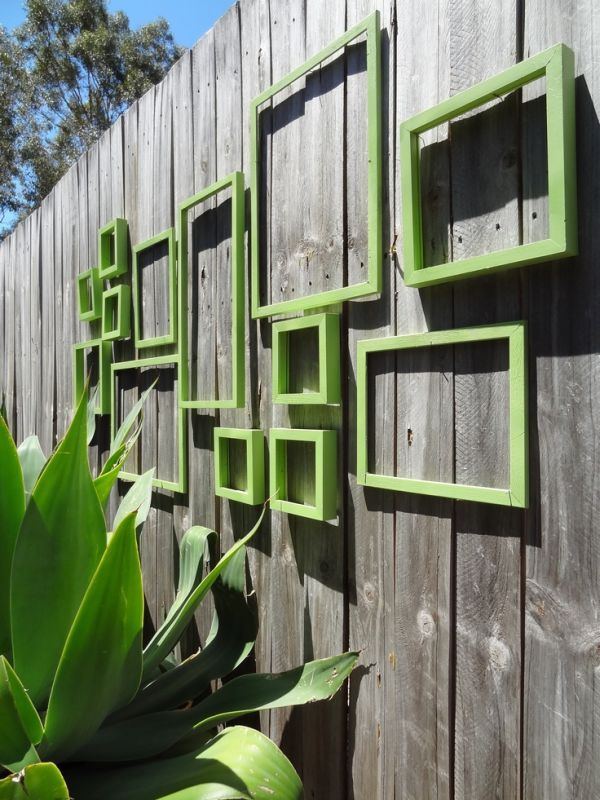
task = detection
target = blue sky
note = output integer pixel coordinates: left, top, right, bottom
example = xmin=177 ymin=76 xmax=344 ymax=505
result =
xmin=0 ymin=0 xmax=234 ymax=49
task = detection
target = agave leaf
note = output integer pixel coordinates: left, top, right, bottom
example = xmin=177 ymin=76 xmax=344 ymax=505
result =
xmin=66 ymin=726 xmax=302 ymax=800
xmin=93 ymin=446 xmax=126 ymax=509
xmin=74 ymin=652 xmax=356 ymax=764
xmin=87 ymin=385 xmax=98 ymax=445
xmin=111 ymin=468 xmax=155 ymax=540
xmin=142 ymin=509 xmax=266 ymax=679
xmin=163 ymin=525 xmax=217 ymax=627
xmin=0 ymin=657 xmax=42 ymax=772
xmin=41 ymin=513 xmax=144 ymax=762
xmin=16 ymin=436 xmax=45 ymax=505
xmin=0 ymin=763 xmax=69 ymax=800
xmin=190 ymin=651 xmax=359 ymax=734
xmin=0 ymin=416 xmax=25 ymax=658
xmin=112 ymin=546 xmax=257 ymax=720
xmin=110 ymin=381 xmax=156 ymax=456
xmin=10 ymin=392 xmax=106 ymax=708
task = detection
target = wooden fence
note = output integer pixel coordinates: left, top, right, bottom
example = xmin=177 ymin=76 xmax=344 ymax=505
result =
xmin=1 ymin=0 xmax=599 ymax=797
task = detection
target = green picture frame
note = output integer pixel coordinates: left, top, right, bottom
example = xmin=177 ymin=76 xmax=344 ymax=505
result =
xmin=110 ymin=355 xmax=187 ymax=493
xmin=214 ymin=428 xmax=265 ymax=505
xmin=77 ymin=267 xmax=102 ymax=322
xmin=73 ymin=338 xmax=112 ymax=416
xmin=400 ymin=44 xmax=577 ymax=287
xmin=269 ymin=428 xmax=337 ymax=521
xmin=98 ymin=218 xmax=129 ymax=280
xmin=356 ymin=322 xmax=528 ymax=507
xmin=272 ymin=313 xmax=341 ymax=405
xmin=132 ymin=227 xmax=177 ymax=349
xmin=102 ymin=284 xmax=131 ymax=341
xmin=250 ymin=10 xmax=382 ymax=318
xmin=178 ymin=171 xmax=245 ymax=409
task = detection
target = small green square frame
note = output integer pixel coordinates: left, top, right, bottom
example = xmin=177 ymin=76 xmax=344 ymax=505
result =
xmin=269 ymin=428 xmax=337 ymax=521
xmin=98 ymin=218 xmax=129 ymax=280
xmin=78 ymin=267 xmax=102 ymax=322
xmin=357 ymin=322 xmax=528 ymax=507
xmin=132 ymin=228 xmax=177 ymax=349
xmin=214 ymin=428 xmax=265 ymax=505
xmin=73 ymin=338 xmax=112 ymax=416
xmin=102 ymin=284 xmax=131 ymax=341
xmin=400 ymin=44 xmax=577 ymax=287
xmin=110 ymin=355 xmax=187 ymax=493
xmin=272 ymin=313 xmax=341 ymax=404
xmin=178 ymin=171 xmax=245 ymax=408
xmin=250 ymin=11 xmax=382 ymax=318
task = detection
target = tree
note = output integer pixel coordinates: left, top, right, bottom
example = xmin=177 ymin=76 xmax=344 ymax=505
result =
xmin=0 ymin=0 xmax=183 ymax=237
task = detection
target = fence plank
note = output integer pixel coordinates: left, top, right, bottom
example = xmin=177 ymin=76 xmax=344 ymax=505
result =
xmin=522 ymin=1 xmax=600 ymax=798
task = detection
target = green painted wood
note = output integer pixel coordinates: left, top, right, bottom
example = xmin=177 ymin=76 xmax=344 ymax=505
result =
xmin=272 ymin=313 xmax=341 ymax=405
xmin=250 ymin=10 xmax=382 ymax=318
xmin=98 ymin=217 xmax=129 ymax=280
xmin=269 ymin=428 xmax=337 ymax=521
xmin=178 ymin=171 xmax=245 ymax=409
xmin=110 ymin=355 xmax=187 ymax=493
xmin=214 ymin=427 xmax=265 ymax=505
xmin=101 ymin=284 xmax=131 ymax=341
xmin=357 ymin=323 xmax=528 ymax=506
xmin=401 ymin=43 xmax=577 ymax=287
xmin=132 ymin=228 xmax=177 ymax=349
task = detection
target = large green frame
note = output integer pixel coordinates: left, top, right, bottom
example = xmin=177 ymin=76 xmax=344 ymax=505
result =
xmin=250 ymin=11 xmax=382 ymax=318
xmin=214 ymin=427 xmax=265 ymax=505
xmin=269 ymin=428 xmax=337 ymax=520
xmin=132 ymin=227 xmax=177 ymax=349
xmin=178 ymin=171 xmax=245 ymax=409
xmin=356 ymin=323 xmax=528 ymax=507
xmin=272 ymin=313 xmax=341 ymax=404
xmin=110 ymin=355 xmax=187 ymax=493
xmin=400 ymin=44 xmax=577 ymax=287
xmin=73 ymin=338 xmax=112 ymax=416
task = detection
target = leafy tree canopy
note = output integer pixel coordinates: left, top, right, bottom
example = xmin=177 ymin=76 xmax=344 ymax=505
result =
xmin=0 ymin=0 xmax=183 ymax=237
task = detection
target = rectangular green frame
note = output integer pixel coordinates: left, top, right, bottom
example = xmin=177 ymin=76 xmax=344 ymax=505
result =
xmin=272 ymin=313 xmax=341 ymax=404
xmin=102 ymin=284 xmax=131 ymax=341
xmin=400 ymin=44 xmax=577 ymax=287
xmin=356 ymin=322 xmax=528 ymax=507
xmin=269 ymin=428 xmax=337 ymax=521
xmin=214 ymin=428 xmax=265 ymax=505
xmin=178 ymin=171 xmax=245 ymax=409
xmin=110 ymin=355 xmax=187 ymax=493
xmin=132 ymin=228 xmax=177 ymax=348
xmin=73 ymin=338 xmax=112 ymax=416
xmin=250 ymin=10 xmax=382 ymax=318
xmin=78 ymin=267 xmax=102 ymax=322
xmin=98 ymin=218 xmax=129 ymax=280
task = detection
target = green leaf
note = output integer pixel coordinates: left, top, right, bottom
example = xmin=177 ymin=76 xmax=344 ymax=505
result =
xmin=190 ymin=652 xmax=359 ymax=734
xmin=65 ymin=726 xmax=302 ymax=800
xmin=75 ymin=652 xmax=356 ymax=764
xmin=16 ymin=436 xmax=46 ymax=504
xmin=142 ymin=510 xmax=266 ymax=679
xmin=0 ymin=763 xmax=69 ymax=800
xmin=10 ymin=392 xmax=107 ymax=708
xmin=87 ymin=385 xmax=98 ymax=445
xmin=93 ymin=448 xmax=126 ymax=509
xmin=111 ymin=468 xmax=155 ymax=539
xmin=112 ymin=545 xmax=256 ymax=720
xmin=40 ymin=513 xmax=144 ymax=762
xmin=110 ymin=381 xmax=155 ymax=456
xmin=0 ymin=416 xmax=25 ymax=658
xmin=0 ymin=657 xmax=42 ymax=772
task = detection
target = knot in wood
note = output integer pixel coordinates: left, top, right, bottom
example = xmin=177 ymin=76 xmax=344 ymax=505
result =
xmin=417 ymin=609 xmax=435 ymax=639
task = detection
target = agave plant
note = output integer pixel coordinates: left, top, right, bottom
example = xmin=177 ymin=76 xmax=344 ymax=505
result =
xmin=0 ymin=393 xmax=357 ymax=799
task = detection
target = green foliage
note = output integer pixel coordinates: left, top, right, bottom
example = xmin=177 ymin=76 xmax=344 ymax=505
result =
xmin=0 ymin=395 xmax=358 ymax=798
xmin=0 ymin=0 xmax=183 ymax=235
